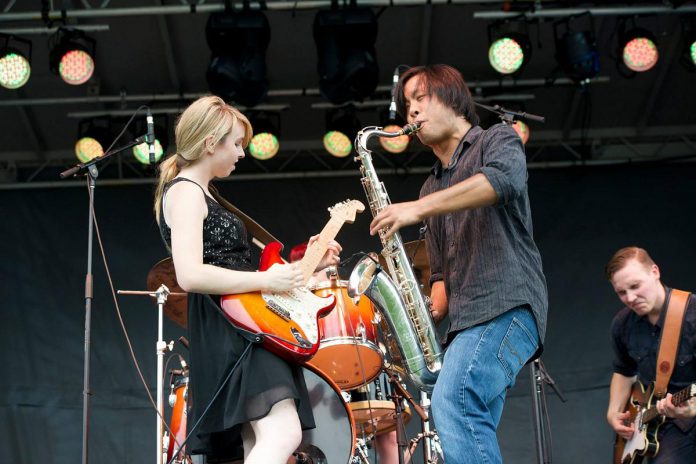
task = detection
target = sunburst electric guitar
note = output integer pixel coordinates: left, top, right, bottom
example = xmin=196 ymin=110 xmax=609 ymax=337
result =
xmin=614 ymin=381 xmax=696 ymax=464
xmin=220 ymin=199 xmax=365 ymax=363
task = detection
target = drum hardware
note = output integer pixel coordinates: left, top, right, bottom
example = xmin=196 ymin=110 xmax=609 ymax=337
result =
xmin=118 ymin=284 xmax=186 ymax=464
xmin=384 ymin=369 xmax=443 ymax=464
xmin=353 ymin=436 xmax=374 ymax=464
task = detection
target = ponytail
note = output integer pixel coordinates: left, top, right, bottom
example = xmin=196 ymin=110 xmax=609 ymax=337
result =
xmin=154 ymin=154 xmax=188 ymax=225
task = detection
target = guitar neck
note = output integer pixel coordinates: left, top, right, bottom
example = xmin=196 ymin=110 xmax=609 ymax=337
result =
xmin=642 ymin=383 xmax=696 ymax=423
xmin=299 ymin=216 xmax=344 ymax=283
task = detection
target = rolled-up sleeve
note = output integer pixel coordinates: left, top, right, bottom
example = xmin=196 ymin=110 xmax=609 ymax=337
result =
xmin=478 ymin=124 xmax=527 ymax=206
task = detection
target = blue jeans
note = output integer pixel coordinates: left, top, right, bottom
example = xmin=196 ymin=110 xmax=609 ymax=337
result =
xmin=431 ymin=306 xmax=539 ymax=464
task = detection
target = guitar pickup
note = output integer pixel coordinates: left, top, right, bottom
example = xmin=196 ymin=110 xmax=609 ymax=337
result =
xmin=265 ymin=300 xmax=291 ymax=321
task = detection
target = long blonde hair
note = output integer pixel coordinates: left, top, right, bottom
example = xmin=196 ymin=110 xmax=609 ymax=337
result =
xmin=153 ymin=95 xmax=252 ymax=224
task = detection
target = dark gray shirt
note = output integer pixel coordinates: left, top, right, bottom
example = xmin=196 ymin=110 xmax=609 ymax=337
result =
xmin=420 ymin=123 xmax=548 ymax=343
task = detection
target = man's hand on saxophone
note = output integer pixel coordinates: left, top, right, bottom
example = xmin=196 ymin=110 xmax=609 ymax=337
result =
xmin=369 ymin=200 xmax=424 ymax=239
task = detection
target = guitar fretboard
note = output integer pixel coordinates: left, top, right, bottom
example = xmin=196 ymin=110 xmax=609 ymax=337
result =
xmin=299 ymin=216 xmax=344 ymax=283
xmin=642 ymin=383 xmax=696 ymax=423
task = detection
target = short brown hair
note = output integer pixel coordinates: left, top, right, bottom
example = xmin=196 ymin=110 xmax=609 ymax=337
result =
xmin=395 ymin=64 xmax=480 ymax=126
xmin=605 ymin=246 xmax=656 ymax=280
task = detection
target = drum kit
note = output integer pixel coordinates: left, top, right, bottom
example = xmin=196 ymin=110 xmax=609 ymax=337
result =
xmin=144 ymin=241 xmax=438 ymax=464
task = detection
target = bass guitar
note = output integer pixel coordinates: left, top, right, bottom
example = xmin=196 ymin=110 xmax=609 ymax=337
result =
xmin=614 ymin=381 xmax=696 ymax=464
xmin=220 ymin=199 xmax=365 ymax=363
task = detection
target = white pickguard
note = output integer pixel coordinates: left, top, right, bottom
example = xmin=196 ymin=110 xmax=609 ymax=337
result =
xmin=622 ymin=414 xmax=646 ymax=462
xmin=262 ymin=287 xmax=331 ymax=345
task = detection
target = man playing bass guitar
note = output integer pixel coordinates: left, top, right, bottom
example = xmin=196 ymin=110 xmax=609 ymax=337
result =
xmin=606 ymin=247 xmax=696 ymax=463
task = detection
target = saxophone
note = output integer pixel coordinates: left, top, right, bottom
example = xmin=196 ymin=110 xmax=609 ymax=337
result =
xmin=347 ymin=123 xmax=443 ymax=393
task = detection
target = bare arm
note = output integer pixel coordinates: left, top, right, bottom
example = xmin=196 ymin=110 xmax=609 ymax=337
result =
xmin=607 ymin=372 xmax=637 ymax=439
xmin=369 ymin=173 xmax=497 ymax=239
xmin=166 ymin=181 xmax=303 ymax=295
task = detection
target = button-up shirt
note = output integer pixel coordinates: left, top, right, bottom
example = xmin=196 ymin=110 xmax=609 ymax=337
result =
xmin=420 ymin=123 xmax=548 ymax=343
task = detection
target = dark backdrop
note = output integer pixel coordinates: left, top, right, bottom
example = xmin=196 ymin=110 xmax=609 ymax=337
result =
xmin=1 ymin=162 xmax=695 ymax=463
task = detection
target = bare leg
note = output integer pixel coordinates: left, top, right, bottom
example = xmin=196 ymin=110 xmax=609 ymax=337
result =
xmin=245 ymin=398 xmax=302 ymax=464
xmin=241 ymin=423 xmax=255 ymax=461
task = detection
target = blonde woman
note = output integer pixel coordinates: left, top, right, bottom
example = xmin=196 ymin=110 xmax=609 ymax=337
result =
xmin=154 ymin=96 xmax=341 ymax=463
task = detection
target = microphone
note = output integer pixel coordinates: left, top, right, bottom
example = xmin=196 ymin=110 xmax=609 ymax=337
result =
xmin=145 ymin=108 xmax=156 ymax=164
xmin=388 ymin=66 xmax=400 ymax=122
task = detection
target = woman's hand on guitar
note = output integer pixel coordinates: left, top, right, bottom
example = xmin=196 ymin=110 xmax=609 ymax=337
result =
xmin=608 ymin=410 xmax=635 ymax=439
xmin=263 ymin=262 xmax=304 ymax=292
xmin=310 ymin=235 xmax=342 ymax=271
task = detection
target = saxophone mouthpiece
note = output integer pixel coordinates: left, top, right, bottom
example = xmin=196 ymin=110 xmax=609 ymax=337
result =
xmin=401 ymin=122 xmax=422 ymax=136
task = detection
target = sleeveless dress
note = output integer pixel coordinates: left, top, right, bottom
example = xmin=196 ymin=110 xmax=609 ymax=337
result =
xmin=159 ymin=177 xmax=314 ymax=460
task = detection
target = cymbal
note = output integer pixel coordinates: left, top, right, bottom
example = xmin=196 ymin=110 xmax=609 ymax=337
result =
xmin=147 ymin=257 xmax=188 ymax=329
xmin=378 ymin=239 xmax=431 ymax=294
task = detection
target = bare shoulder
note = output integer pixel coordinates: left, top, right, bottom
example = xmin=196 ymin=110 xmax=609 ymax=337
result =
xmin=164 ymin=179 xmax=207 ymax=226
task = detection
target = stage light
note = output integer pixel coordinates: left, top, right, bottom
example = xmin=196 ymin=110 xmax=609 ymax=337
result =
xmin=75 ymin=119 xmax=112 ymax=163
xmin=620 ymin=28 xmax=659 ymax=73
xmin=206 ymin=9 xmax=270 ymax=107
xmin=512 ymin=120 xmax=530 ymax=145
xmin=379 ymin=124 xmax=410 ymax=154
xmin=555 ymin=31 xmax=599 ymax=84
xmin=314 ymin=6 xmax=379 ymax=104
xmin=487 ymin=21 xmax=531 ymax=75
xmin=133 ymin=139 xmax=165 ymax=165
xmin=49 ymin=28 xmax=96 ymax=85
xmin=132 ymin=117 xmax=167 ymax=165
xmin=247 ymin=112 xmax=280 ymax=160
xmin=0 ymin=34 xmax=31 ymax=90
xmin=679 ymin=18 xmax=696 ymax=72
xmin=323 ymin=108 xmax=360 ymax=158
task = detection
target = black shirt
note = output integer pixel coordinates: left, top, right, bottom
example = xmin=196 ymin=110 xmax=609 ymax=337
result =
xmin=611 ymin=286 xmax=696 ymax=392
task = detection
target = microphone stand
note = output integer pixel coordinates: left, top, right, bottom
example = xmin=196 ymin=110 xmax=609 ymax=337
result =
xmin=474 ymin=102 xmax=546 ymax=126
xmin=529 ymin=359 xmax=566 ymax=464
xmin=60 ymin=134 xmax=148 ymax=464
xmin=118 ymin=285 xmax=186 ymax=464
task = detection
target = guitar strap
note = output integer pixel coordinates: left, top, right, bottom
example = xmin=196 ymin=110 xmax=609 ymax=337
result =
xmin=209 ymin=184 xmax=283 ymax=250
xmin=654 ymin=288 xmax=691 ymax=398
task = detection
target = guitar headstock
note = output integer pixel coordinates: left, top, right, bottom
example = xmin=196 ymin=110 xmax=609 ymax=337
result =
xmin=329 ymin=199 xmax=366 ymax=223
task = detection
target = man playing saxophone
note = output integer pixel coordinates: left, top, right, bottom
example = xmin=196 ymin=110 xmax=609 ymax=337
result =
xmin=369 ymin=64 xmax=548 ymax=464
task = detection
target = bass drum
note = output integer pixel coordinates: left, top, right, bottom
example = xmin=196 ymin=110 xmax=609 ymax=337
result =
xmin=296 ymin=363 xmax=356 ymax=463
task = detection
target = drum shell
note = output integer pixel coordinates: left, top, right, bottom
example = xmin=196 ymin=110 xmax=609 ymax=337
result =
xmin=307 ymin=280 xmax=383 ymax=390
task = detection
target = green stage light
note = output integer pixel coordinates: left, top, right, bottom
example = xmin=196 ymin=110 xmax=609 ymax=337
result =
xmin=512 ymin=120 xmax=530 ymax=145
xmin=487 ymin=21 xmax=531 ymax=76
xmin=0 ymin=51 xmax=30 ymax=89
xmin=379 ymin=124 xmax=410 ymax=154
xmin=323 ymin=131 xmax=352 ymax=158
xmin=249 ymin=132 xmax=279 ymax=160
xmin=75 ymin=118 xmax=112 ymax=162
xmin=133 ymin=139 xmax=165 ymax=165
xmin=75 ymin=137 xmax=103 ymax=163
xmin=0 ymin=34 xmax=32 ymax=90
xmin=489 ymin=37 xmax=526 ymax=75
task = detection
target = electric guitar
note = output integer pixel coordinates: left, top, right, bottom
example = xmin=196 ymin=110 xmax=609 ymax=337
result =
xmin=614 ymin=381 xmax=696 ymax=464
xmin=220 ymin=199 xmax=365 ymax=363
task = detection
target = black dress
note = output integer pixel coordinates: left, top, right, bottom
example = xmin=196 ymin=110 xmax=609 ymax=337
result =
xmin=159 ymin=177 xmax=314 ymax=460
